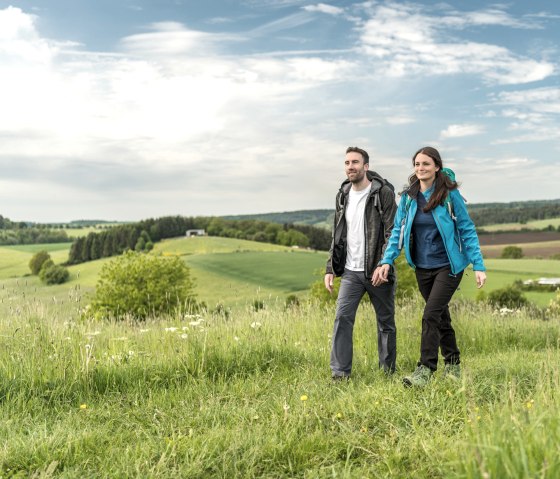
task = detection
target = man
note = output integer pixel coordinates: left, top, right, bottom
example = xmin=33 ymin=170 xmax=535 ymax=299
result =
xmin=325 ymin=146 xmax=397 ymax=379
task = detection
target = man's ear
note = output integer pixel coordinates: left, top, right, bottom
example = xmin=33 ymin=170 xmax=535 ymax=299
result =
xmin=364 ymin=162 xmax=369 ymax=171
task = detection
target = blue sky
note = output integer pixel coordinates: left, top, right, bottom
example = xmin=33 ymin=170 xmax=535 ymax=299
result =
xmin=1 ymin=1 xmax=559 ymax=222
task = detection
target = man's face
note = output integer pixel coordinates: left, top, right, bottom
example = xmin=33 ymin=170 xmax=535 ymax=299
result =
xmin=345 ymin=151 xmax=368 ymax=184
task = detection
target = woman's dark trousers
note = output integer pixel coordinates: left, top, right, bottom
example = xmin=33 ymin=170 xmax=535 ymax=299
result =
xmin=415 ymin=266 xmax=463 ymax=371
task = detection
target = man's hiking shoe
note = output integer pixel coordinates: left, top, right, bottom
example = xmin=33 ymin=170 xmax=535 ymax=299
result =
xmin=402 ymin=365 xmax=433 ymax=388
xmin=442 ymin=363 xmax=461 ymax=381
xmin=332 ymin=374 xmax=350 ymax=382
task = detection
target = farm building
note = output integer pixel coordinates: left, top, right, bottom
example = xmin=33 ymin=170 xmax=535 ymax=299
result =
xmin=185 ymin=229 xmax=206 ymax=237
xmin=523 ymin=278 xmax=560 ymax=286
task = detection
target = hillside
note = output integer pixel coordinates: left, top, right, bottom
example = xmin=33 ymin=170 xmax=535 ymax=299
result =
xmin=223 ymin=198 xmax=560 ymax=230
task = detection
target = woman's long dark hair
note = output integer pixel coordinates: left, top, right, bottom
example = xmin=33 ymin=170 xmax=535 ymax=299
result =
xmin=405 ymin=146 xmax=458 ymax=212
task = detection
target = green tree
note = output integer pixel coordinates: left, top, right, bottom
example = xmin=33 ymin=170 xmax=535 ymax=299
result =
xmin=90 ymin=251 xmax=197 ymax=320
xmin=501 ymin=245 xmax=524 ymax=259
xmin=29 ymin=250 xmax=51 ymax=275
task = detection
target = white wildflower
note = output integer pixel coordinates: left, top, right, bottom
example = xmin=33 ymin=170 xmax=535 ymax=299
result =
xmin=250 ymin=321 xmax=262 ymax=329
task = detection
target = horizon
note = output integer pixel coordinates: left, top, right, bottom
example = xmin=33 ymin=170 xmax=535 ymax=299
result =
xmin=1 ymin=1 xmax=560 ymax=223
xmin=10 ymin=196 xmax=560 ymax=225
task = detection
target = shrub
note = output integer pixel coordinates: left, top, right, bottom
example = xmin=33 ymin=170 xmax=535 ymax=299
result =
xmin=40 ymin=263 xmax=70 ymax=285
xmin=285 ymin=294 xmax=300 ymax=309
xmin=29 ymin=250 xmax=51 ymax=275
xmin=252 ymin=299 xmax=265 ymax=312
xmin=547 ymin=289 xmax=560 ymax=317
xmin=487 ymin=285 xmax=528 ymax=309
xmin=90 ymin=251 xmax=197 ymax=320
xmin=501 ymin=245 xmax=523 ymax=259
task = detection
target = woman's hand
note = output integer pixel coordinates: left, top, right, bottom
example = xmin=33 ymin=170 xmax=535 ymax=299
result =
xmin=475 ymin=271 xmax=486 ymax=289
xmin=372 ymin=264 xmax=390 ymax=287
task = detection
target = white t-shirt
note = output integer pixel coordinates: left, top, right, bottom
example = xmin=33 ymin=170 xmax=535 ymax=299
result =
xmin=345 ymin=183 xmax=371 ymax=271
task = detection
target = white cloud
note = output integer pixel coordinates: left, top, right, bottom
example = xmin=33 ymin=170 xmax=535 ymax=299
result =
xmin=358 ymin=4 xmax=555 ymax=84
xmin=440 ymin=124 xmax=484 ymax=139
xmin=302 ymin=3 xmax=344 ymax=16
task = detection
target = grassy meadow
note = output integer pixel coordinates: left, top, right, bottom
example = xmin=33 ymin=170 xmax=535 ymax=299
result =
xmin=0 ymin=282 xmax=559 ymax=477
xmin=0 ymin=235 xmax=559 ymax=476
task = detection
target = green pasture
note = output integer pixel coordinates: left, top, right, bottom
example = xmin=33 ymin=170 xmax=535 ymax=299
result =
xmin=153 ymin=236 xmax=290 ymax=255
xmin=481 ymin=217 xmax=560 ymax=232
xmin=186 ymin=251 xmax=327 ymax=307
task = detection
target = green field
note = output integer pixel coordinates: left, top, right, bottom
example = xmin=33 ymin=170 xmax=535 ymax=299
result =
xmin=481 ymin=217 xmax=560 ymax=232
xmin=1 ymin=236 xmax=558 ymax=309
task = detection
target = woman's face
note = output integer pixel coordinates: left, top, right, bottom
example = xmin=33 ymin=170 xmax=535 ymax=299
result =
xmin=414 ymin=152 xmax=439 ymax=184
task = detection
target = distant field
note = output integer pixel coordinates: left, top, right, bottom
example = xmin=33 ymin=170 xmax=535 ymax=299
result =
xmin=481 ymin=239 xmax=560 ymax=259
xmin=481 ymin=217 xmax=560 ymax=232
xmin=153 ymin=236 xmax=289 ymax=255
xmin=2 ymin=243 xmax=72 ymax=253
xmin=455 ymin=258 xmax=560 ymax=307
xmin=0 ymin=236 xmax=557 ymax=309
xmin=154 ymin=237 xmax=326 ymax=307
xmin=186 ymin=251 xmax=326 ymax=305
xmin=63 ymin=225 xmax=119 ymax=238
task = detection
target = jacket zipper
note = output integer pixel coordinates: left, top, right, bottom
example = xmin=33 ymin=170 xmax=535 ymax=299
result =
xmin=433 ymin=211 xmax=458 ymax=274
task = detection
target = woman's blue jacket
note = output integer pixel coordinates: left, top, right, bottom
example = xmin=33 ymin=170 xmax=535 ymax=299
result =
xmin=379 ymin=188 xmax=485 ymax=274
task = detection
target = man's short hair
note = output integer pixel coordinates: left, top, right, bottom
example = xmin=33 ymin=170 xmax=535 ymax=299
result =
xmin=346 ymin=146 xmax=369 ymax=164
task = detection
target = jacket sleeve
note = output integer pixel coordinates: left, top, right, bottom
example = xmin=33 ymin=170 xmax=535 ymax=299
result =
xmin=450 ymin=189 xmax=486 ymax=271
xmin=325 ymin=193 xmax=339 ymax=274
xmin=379 ymin=194 xmax=406 ymax=266
xmin=378 ymin=185 xmax=397 ymax=258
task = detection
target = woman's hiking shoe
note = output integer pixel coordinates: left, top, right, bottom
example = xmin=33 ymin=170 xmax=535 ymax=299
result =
xmin=442 ymin=364 xmax=461 ymax=381
xmin=402 ymin=365 xmax=433 ymax=387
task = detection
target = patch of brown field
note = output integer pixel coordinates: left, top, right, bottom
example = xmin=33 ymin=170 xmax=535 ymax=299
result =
xmin=478 ymin=231 xmax=560 ymax=245
xmin=481 ymin=240 xmax=560 ymax=259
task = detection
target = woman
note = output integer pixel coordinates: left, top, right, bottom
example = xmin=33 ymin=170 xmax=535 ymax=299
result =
xmin=373 ymin=146 xmax=486 ymax=387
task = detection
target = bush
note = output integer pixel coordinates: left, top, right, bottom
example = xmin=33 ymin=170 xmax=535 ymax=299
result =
xmin=89 ymin=251 xmax=197 ymax=320
xmin=29 ymin=250 xmax=51 ymax=275
xmin=501 ymin=245 xmax=523 ymax=259
xmin=285 ymin=294 xmax=300 ymax=309
xmin=487 ymin=285 xmax=528 ymax=309
xmin=547 ymin=289 xmax=560 ymax=317
xmin=40 ymin=263 xmax=70 ymax=285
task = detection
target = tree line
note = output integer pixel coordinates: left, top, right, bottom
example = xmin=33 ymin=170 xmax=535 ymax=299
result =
xmin=469 ymin=201 xmax=560 ymax=227
xmin=0 ymin=215 xmax=71 ymax=245
xmin=67 ymin=216 xmax=332 ymax=264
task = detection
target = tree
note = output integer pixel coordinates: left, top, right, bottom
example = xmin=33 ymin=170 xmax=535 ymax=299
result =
xmin=29 ymin=250 xmax=51 ymax=275
xmin=501 ymin=245 xmax=524 ymax=259
xmin=90 ymin=251 xmax=197 ymax=320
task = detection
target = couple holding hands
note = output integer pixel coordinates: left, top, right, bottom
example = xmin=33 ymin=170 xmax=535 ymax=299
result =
xmin=325 ymin=146 xmax=486 ymax=387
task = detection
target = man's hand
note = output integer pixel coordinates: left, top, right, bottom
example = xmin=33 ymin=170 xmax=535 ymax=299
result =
xmin=475 ymin=271 xmax=486 ymax=289
xmin=324 ymin=273 xmax=334 ymax=293
xmin=372 ymin=264 xmax=390 ymax=287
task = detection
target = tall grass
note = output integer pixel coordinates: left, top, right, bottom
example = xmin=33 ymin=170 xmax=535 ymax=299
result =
xmin=0 ymin=283 xmax=559 ymax=478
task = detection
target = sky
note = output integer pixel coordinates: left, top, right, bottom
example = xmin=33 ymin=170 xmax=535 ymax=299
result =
xmin=1 ymin=0 xmax=559 ymax=223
